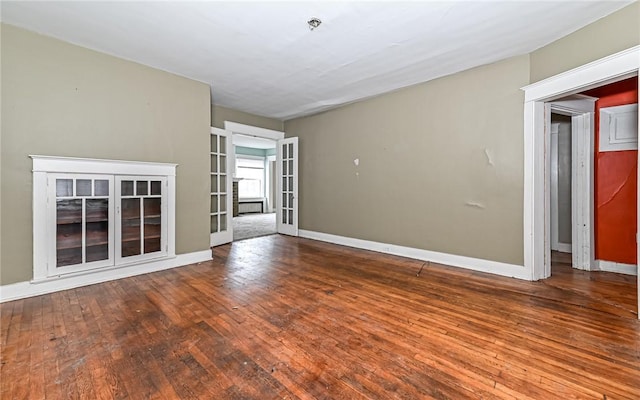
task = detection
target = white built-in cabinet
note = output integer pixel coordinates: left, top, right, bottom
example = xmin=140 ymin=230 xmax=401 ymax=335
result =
xmin=31 ymin=156 xmax=176 ymax=281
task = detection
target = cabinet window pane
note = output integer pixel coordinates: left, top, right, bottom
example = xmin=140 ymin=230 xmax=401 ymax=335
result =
xmin=121 ymin=181 xmax=134 ymax=196
xmin=143 ymin=198 xmax=161 ymax=254
xmin=86 ymin=198 xmax=108 ymax=222
xmin=150 ymin=181 xmax=162 ymax=196
xmin=136 ymin=181 xmax=148 ymax=196
xmin=56 ymin=199 xmax=82 ymax=267
xmin=95 ymin=180 xmax=109 ymax=196
xmin=86 ymin=199 xmax=109 ymax=262
xmin=121 ymin=198 xmax=141 ymax=257
xmin=56 ymin=179 xmax=73 ymax=197
xmin=76 ymin=179 xmax=92 ymax=196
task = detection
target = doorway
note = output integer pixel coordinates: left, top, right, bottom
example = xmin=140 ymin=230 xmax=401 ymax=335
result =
xmin=550 ymin=113 xmax=573 ymax=270
xmin=521 ymin=45 xmax=639 ymax=316
xmin=210 ymin=121 xmax=299 ymax=247
xmin=547 ymin=80 xmax=638 ymax=279
xmin=232 ymin=133 xmax=277 ymax=241
xmin=550 ymin=113 xmax=573 ymax=255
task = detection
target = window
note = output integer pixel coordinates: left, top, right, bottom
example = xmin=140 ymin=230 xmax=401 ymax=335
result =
xmin=236 ymin=157 xmax=265 ymax=198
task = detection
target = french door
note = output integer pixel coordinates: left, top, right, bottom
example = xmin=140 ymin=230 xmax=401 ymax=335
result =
xmin=277 ymin=137 xmax=298 ymax=236
xmin=210 ymin=128 xmax=233 ymax=246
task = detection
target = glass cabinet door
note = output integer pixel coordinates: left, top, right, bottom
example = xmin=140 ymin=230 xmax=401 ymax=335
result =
xmin=117 ymin=176 xmax=166 ymax=262
xmin=52 ymin=175 xmax=114 ymax=274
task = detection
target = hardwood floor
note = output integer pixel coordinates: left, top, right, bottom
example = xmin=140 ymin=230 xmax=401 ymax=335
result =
xmin=2 ymin=236 xmax=639 ymax=399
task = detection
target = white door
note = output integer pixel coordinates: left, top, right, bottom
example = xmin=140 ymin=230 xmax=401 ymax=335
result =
xmin=277 ymin=137 xmax=298 ymax=236
xmin=210 ymin=128 xmax=233 ymax=246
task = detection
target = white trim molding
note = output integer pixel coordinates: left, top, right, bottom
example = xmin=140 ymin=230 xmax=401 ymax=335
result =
xmin=299 ymin=230 xmax=531 ymax=280
xmin=522 ymin=46 xmax=639 ymax=103
xmin=223 ymin=121 xmax=285 ymax=141
xmin=0 ymin=250 xmax=212 ymax=303
xmin=594 ymin=260 xmax=637 ymax=276
xmin=31 ymin=155 xmax=178 ymax=176
xmin=521 ymin=45 xmax=640 ymax=283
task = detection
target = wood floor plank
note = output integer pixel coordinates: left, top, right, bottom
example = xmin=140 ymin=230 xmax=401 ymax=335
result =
xmin=1 ymin=235 xmax=639 ymax=399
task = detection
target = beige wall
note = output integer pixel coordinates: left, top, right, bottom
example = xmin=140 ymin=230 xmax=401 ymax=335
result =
xmin=285 ymin=55 xmax=529 ymax=265
xmin=530 ymin=2 xmax=639 ymax=82
xmin=1 ymin=24 xmax=211 ymax=285
xmin=212 ymin=105 xmax=283 ymax=131
xmin=1 ymin=4 xmax=637 ymax=284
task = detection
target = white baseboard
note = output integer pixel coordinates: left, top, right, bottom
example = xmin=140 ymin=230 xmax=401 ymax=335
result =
xmin=0 ymin=250 xmax=212 ymax=303
xmin=594 ymin=260 xmax=637 ymax=276
xmin=299 ymin=230 xmax=531 ymax=280
xmin=552 ymin=242 xmax=572 ymax=253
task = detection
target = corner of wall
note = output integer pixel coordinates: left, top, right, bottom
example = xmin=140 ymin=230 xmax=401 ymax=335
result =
xmin=529 ymin=2 xmax=640 ymax=82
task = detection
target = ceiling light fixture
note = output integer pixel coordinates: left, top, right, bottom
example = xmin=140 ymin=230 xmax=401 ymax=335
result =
xmin=307 ymin=17 xmax=322 ymax=31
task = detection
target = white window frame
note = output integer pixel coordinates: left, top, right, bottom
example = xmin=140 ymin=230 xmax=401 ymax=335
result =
xmin=235 ymin=154 xmax=267 ymax=200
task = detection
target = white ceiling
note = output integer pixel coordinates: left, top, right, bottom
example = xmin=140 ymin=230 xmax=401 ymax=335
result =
xmin=1 ymin=1 xmax=634 ymax=120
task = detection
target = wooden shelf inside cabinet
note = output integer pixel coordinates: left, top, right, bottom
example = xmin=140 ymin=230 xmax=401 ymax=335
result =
xmin=121 ymin=214 xmax=161 ymax=221
xmin=121 ymin=224 xmax=161 ymax=242
xmin=57 ymin=211 xmax=109 ymax=225
xmin=57 ymin=243 xmax=109 ymax=267
xmin=57 ymin=230 xmax=110 ymax=250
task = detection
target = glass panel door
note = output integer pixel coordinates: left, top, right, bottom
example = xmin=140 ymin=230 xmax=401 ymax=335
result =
xmin=277 ymin=137 xmax=299 ymax=236
xmin=210 ymin=128 xmax=233 ymax=246
xmin=51 ymin=175 xmax=114 ymax=275
xmin=117 ymin=177 xmax=166 ymax=263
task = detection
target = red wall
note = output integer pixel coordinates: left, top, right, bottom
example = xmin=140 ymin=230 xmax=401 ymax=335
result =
xmin=583 ymin=77 xmax=638 ymax=264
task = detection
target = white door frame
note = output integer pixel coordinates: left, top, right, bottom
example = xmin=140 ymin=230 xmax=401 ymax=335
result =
xmin=549 ymin=96 xmax=597 ymax=274
xmin=521 ymin=45 xmax=639 ymax=317
xmin=222 ymin=121 xmax=287 ymax=237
